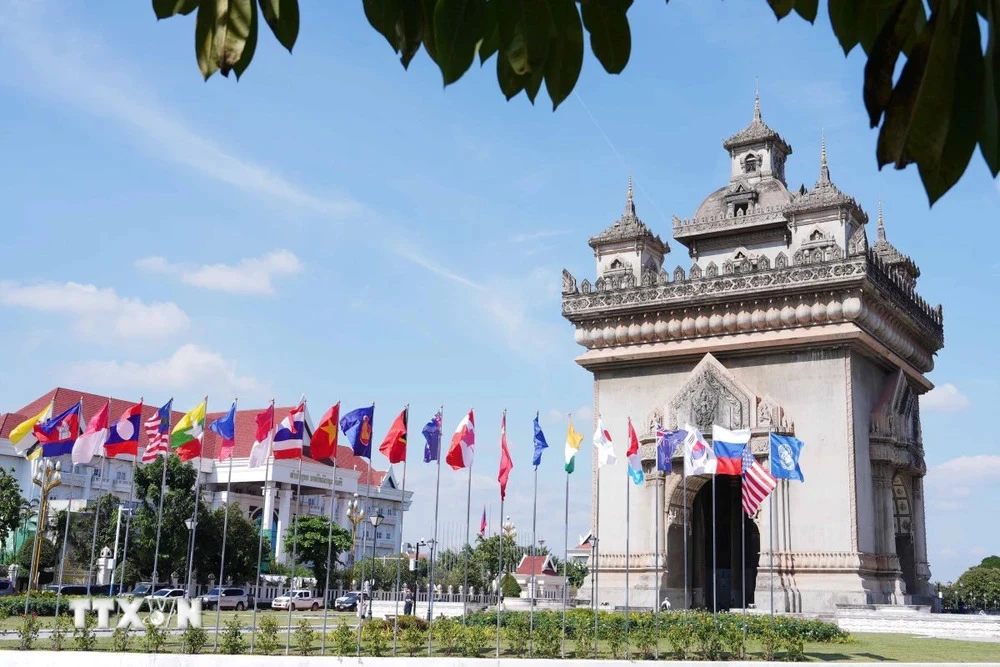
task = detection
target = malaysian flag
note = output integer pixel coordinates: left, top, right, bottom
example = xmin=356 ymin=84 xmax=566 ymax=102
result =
xmin=141 ymin=399 xmax=173 ymax=464
xmin=741 ymin=444 xmax=777 ymax=516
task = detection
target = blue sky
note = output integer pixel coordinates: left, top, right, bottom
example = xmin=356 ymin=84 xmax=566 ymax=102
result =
xmin=0 ymin=1 xmax=996 ymax=583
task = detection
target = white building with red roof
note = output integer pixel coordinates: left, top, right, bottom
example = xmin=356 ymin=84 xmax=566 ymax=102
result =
xmin=0 ymin=387 xmax=413 ymax=566
xmin=512 ymin=554 xmax=566 ymax=600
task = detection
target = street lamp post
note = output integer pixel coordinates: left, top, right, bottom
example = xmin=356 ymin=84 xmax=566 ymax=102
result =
xmin=346 ymin=494 xmax=365 ymax=568
xmin=28 ymin=461 xmax=63 ymax=591
xmin=424 ymin=538 xmax=437 ymax=621
xmin=367 ymin=509 xmax=384 ymax=619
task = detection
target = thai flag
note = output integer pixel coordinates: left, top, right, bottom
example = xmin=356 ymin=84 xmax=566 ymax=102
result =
xmin=273 ymin=401 xmax=305 ymax=459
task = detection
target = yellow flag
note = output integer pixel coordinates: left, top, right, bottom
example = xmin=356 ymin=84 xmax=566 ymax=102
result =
xmin=25 ymin=443 xmax=43 ymax=461
xmin=10 ymin=402 xmax=52 ymax=451
xmin=170 ymin=401 xmax=206 ymax=461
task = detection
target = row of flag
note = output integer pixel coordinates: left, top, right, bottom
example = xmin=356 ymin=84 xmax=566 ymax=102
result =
xmin=8 ymin=397 xmax=805 ymax=516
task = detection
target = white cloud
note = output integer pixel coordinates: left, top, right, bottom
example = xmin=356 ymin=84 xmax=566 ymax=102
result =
xmin=0 ymin=3 xmax=362 ymax=218
xmin=926 ymin=455 xmax=1000 ymax=510
xmin=509 ymin=230 xmax=567 ymax=244
xmin=0 ymin=280 xmax=189 ymax=341
xmin=66 ymin=344 xmax=261 ymax=398
xmin=136 ymin=250 xmax=303 ymax=295
xmin=922 ymin=383 xmax=971 ymax=413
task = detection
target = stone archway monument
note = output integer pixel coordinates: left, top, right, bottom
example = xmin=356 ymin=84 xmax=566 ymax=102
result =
xmin=560 ymin=95 xmax=943 ymax=614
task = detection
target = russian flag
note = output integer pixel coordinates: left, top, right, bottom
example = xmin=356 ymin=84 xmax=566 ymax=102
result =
xmin=712 ymin=425 xmax=751 ymax=476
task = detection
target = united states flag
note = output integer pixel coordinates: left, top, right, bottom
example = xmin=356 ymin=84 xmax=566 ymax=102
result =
xmin=141 ymin=400 xmax=172 ymax=464
xmin=741 ymin=444 xmax=777 ymax=516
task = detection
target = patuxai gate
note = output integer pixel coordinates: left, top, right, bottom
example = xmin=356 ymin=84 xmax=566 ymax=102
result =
xmin=560 ymin=95 xmax=943 ymax=614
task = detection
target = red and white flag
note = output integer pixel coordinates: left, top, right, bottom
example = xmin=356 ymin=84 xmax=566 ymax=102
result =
xmin=73 ymin=402 xmax=109 ymax=465
xmin=249 ymin=404 xmax=276 ymax=469
xmin=446 ymin=409 xmax=475 ymax=470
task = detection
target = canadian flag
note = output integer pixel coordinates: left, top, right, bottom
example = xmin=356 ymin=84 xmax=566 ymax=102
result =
xmin=446 ymin=409 xmax=475 ymax=470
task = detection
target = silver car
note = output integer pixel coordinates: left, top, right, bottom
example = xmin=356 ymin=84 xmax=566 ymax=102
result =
xmin=200 ymin=587 xmax=249 ymax=611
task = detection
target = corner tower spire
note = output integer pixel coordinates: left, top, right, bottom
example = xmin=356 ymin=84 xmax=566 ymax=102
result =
xmin=722 ymin=83 xmax=792 ymax=185
xmin=817 ymin=131 xmax=831 ymax=185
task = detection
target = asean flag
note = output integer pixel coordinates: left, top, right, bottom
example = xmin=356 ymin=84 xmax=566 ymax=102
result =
xmin=105 ymin=402 xmax=143 ymax=458
xmin=446 ymin=409 xmax=475 ymax=470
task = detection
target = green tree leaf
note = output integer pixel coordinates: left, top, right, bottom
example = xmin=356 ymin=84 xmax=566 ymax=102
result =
xmin=259 ymin=0 xmax=299 ymax=52
xmin=435 ymin=0 xmax=489 ymax=85
xmin=980 ymin=0 xmax=1000 ymax=175
xmin=421 ymin=0 xmax=440 ymax=64
xmin=363 ymin=0 xmax=403 ymax=52
xmin=214 ymin=0 xmax=256 ymax=77
xmin=768 ymin=0 xmax=818 ymax=22
xmin=581 ymin=0 xmax=631 ymax=75
xmin=195 ymin=0 xmax=220 ymax=80
xmin=496 ymin=37 xmax=527 ymax=99
xmin=153 ymin=0 xmax=199 ymax=20
xmin=863 ymin=0 xmax=925 ymax=128
xmin=543 ymin=0 xmax=584 ymax=110
xmin=399 ymin=1 xmax=426 ymax=68
xmin=479 ymin=0 xmax=499 ymax=65
xmin=233 ymin=0 xmax=258 ymax=79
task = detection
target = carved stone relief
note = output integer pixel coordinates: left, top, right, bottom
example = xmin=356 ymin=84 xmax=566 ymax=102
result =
xmin=667 ymin=353 xmax=755 ymax=432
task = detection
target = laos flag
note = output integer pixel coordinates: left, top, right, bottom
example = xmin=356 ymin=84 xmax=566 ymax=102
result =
xmin=105 ymin=402 xmax=142 ymax=458
xmin=712 ymin=425 xmax=751 ymax=476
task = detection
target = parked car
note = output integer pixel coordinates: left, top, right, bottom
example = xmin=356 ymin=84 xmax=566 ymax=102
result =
xmin=44 ymin=585 xmax=88 ymax=596
xmin=333 ymin=591 xmax=368 ymax=612
xmin=146 ymin=588 xmax=186 ymax=605
xmin=200 ymin=587 xmax=249 ymax=611
xmin=0 ymin=580 xmax=15 ymax=597
xmin=90 ymin=584 xmax=126 ymax=596
xmin=272 ymin=589 xmax=322 ymax=611
xmin=126 ymin=582 xmax=172 ymax=597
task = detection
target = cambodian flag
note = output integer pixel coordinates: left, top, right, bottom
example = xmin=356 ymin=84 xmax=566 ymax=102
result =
xmin=105 ymin=402 xmax=142 ymax=458
xmin=34 ymin=403 xmax=82 ymax=458
xmin=712 ymin=425 xmax=751 ymax=476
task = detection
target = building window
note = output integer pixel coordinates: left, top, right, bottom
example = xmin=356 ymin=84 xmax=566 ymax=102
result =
xmin=744 ymin=154 xmax=757 ymax=173
xmin=734 ymin=202 xmax=749 ymax=216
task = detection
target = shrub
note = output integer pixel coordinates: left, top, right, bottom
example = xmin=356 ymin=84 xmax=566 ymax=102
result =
xmin=331 ymin=621 xmax=355 ymax=656
xmin=434 ymin=617 xmax=460 ymax=656
xmin=693 ymin=617 xmax=722 ymax=661
xmin=363 ymin=621 xmax=389 ymax=656
xmin=759 ymin=622 xmax=779 ymax=661
xmin=220 ymin=615 xmax=246 ymax=655
xmin=72 ymin=613 xmax=98 ymax=651
xmin=782 ymin=634 xmax=806 ymax=662
xmin=294 ymin=618 xmax=316 ymax=656
xmin=181 ymin=624 xmax=209 ymax=654
xmin=459 ymin=624 xmax=491 ymax=657
xmin=666 ymin=616 xmax=695 ymax=659
xmin=500 ymin=574 xmax=521 ymax=599
xmin=401 ymin=624 xmax=424 ymax=656
xmin=17 ymin=613 xmax=40 ymax=650
xmin=254 ymin=615 xmax=280 ymax=655
xmin=504 ymin=613 xmax=528 ymax=656
xmin=143 ymin=618 xmax=168 ymax=653
xmin=632 ymin=623 xmax=657 ymax=659
xmin=535 ymin=622 xmax=561 ymax=658
xmin=111 ymin=625 xmax=133 ymax=653
xmin=602 ymin=616 xmax=627 ymax=659
xmin=574 ymin=620 xmax=595 ymax=658
xmin=50 ymin=613 xmax=71 ymax=650
xmin=395 ymin=614 xmax=428 ymax=632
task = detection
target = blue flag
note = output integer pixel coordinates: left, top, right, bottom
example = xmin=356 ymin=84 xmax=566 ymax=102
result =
xmin=422 ymin=411 xmax=442 ymax=463
xmin=769 ymin=433 xmax=805 ymax=482
xmin=656 ymin=427 xmax=686 ymax=473
xmin=341 ymin=405 xmax=375 ymax=459
xmin=532 ymin=413 xmax=549 ymax=468
xmin=209 ymin=401 xmax=237 ymax=440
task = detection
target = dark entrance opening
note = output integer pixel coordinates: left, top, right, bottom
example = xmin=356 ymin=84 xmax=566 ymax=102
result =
xmin=692 ymin=476 xmax=761 ymax=611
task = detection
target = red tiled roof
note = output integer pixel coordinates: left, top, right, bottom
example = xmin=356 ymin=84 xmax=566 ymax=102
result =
xmin=515 ymin=555 xmax=558 ymax=576
xmin=4 ymin=389 xmax=388 ymax=485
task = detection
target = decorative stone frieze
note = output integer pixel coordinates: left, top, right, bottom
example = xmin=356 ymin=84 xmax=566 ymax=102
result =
xmin=758 ymin=551 xmax=902 ymax=575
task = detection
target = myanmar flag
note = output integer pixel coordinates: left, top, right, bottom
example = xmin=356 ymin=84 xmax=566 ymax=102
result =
xmin=171 ymin=401 xmax=206 ymax=462
xmin=565 ymin=417 xmax=584 ymax=474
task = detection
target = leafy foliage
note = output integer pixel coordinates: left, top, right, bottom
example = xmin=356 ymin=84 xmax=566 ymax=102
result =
xmin=254 ymin=614 xmax=280 ymax=655
xmin=293 ymin=618 xmax=316 ymax=655
xmin=220 ymin=614 xmax=246 ymax=654
xmin=152 ymin=0 xmax=1000 ymax=206
xmin=0 ymin=467 xmax=25 ymax=547
xmin=111 ymin=625 xmax=134 ymax=653
xmin=17 ymin=613 xmax=40 ymax=650
xmin=284 ymin=514 xmax=352 ymax=588
xmin=330 ymin=621 xmax=355 ymax=656
xmin=73 ymin=613 xmax=98 ymax=651
xmin=980 ymin=555 xmax=1000 ymax=569
xmin=52 ymin=493 xmax=121 ymax=568
xmin=181 ymin=624 xmax=209 ymax=654
xmin=143 ymin=618 xmax=168 ymax=653
xmin=49 ymin=614 xmax=71 ymax=651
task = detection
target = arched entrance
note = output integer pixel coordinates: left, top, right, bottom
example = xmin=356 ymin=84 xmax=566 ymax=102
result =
xmin=664 ymin=473 xmax=761 ymax=611
xmin=892 ymin=475 xmax=916 ymax=594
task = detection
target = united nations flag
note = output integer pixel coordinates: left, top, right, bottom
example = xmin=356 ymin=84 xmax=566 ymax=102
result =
xmin=769 ymin=433 xmax=805 ymax=482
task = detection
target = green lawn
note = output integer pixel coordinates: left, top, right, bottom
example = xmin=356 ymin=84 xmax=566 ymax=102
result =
xmin=0 ymin=629 xmax=998 ymax=660
xmin=0 ymin=609 xmax=357 ymax=631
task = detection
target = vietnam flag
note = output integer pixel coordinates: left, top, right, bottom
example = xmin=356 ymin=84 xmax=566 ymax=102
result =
xmin=105 ymin=402 xmax=142 ymax=458
xmin=171 ymin=400 xmax=206 ymax=462
xmin=378 ymin=406 xmax=408 ymax=464
xmin=446 ymin=409 xmax=475 ymax=470
xmin=309 ymin=402 xmax=340 ymax=461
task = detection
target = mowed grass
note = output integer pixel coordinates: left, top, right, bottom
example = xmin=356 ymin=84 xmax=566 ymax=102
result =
xmin=0 ymin=628 xmax=998 ymax=660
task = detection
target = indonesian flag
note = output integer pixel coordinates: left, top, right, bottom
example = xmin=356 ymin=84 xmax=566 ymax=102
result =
xmin=73 ymin=402 xmax=110 ymax=465
xmin=446 ymin=409 xmax=475 ymax=470
xmin=248 ymin=404 xmax=275 ymax=468
xmin=273 ymin=401 xmax=305 ymax=460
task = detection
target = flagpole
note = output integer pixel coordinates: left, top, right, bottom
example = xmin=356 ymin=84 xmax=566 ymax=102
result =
xmin=769 ymin=431 xmax=775 ymax=624
xmin=561 ymin=468 xmax=569 ymax=659
xmin=712 ymin=472 xmax=717 ymax=621
xmin=427 ymin=405 xmax=444 ymax=656
xmin=392 ymin=406 xmax=409 ymax=657
xmin=185 ymin=395 xmax=208 ymax=598
xmin=54 ymin=459 xmax=80 ymax=620
xmin=495 ymin=497 xmax=504 ymax=658
xmin=742 ymin=490 xmax=747 ymax=656
xmin=683 ymin=468 xmax=688 ymax=612
xmin=285 ymin=453 xmax=304 ymax=656
xmin=357 ymin=404 xmax=376 ymax=658
xmin=213 ymin=398 xmax=237 ymax=652
xmin=654 ymin=467 xmax=660 ymax=658
xmin=625 ymin=467 xmax=631 ymax=658
xmin=463 ymin=450 xmax=473 ymax=625
xmin=529 ymin=469 xmax=538 ymax=657
xmin=249 ymin=400 xmax=274 ymax=656
xmin=86 ymin=400 xmax=111 ymax=605
xmin=117 ymin=399 xmax=141 ymax=609
xmin=593 ymin=461 xmax=600 ymax=660
xmin=320 ymin=451 xmax=338 ymax=656
xmin=150 ymin=397 xmax=172 ymax=595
